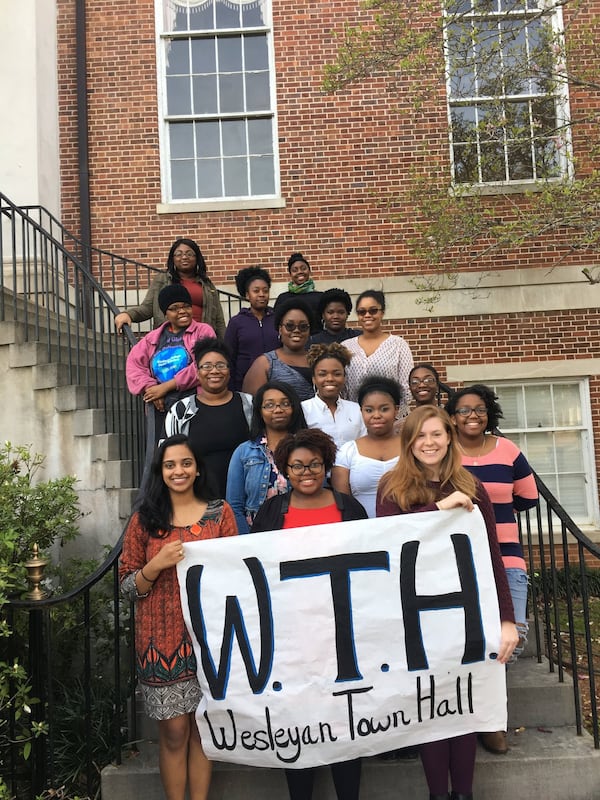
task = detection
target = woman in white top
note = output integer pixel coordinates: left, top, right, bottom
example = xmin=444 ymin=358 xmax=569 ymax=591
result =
xmin=331 ymin=376 xmax=403 ymax=518
xmin=301 ymin=342 xmax=366 ymax=449
xmin=343 ymin=290 xmax=413 ymax=420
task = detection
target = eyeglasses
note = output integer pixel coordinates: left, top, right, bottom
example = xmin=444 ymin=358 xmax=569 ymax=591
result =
xmin=167 ymin=303 xmax=192 ymax=312
xmin=356 ymin=307 xmax=382 ymax=317
xmin=287 ymin=460 xmax=325 ymax=476
xmin=262 ymin=400 xmax=292 ymax=411
xmin=281 ymin=321 xmax=311 ymax=333
xmin=455 ymin=405 xmax=488 ymax=417
xmin=409 ymin=376 xmax=437 ymax=387
xmin=198 ymin=361 xmax=229 ymax=372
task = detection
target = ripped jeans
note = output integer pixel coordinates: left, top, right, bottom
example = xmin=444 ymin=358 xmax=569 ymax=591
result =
xmin=505 ymin=567 xmax=529 ymax=662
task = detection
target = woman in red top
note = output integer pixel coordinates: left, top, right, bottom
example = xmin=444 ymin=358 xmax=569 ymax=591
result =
xmin=376 ymin=406 xmax=517 ymax=800
xmin=120 ymin=434 xmax=237 ymax=800
xmin=251 ymin=428 xmax=367 ymax=800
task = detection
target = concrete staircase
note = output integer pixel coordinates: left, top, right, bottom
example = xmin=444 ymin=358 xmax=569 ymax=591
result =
xmin=101 ymin=650 xmax=600 ymax=799
xmin=0 ymin=314 xmax=138 ymax=556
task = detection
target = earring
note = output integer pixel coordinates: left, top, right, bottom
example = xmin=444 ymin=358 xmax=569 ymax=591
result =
xmin=196 ymin=472 xmax=200 ymax=476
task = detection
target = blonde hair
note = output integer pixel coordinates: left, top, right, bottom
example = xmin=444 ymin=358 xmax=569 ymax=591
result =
xmin=379 ymin=406 xmax=477 ymax=510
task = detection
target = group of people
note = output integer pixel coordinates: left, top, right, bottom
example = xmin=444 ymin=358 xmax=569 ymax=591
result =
xmin=119 ymin=239 xmax=538 ymax=800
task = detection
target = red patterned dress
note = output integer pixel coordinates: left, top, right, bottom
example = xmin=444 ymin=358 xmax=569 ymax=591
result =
xmin=119 ymin=499 xmax=237 ymax=719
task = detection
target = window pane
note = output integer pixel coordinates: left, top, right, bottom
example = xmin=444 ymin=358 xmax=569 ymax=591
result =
xmin=507 ymin=140 xmax=533 ymax=180
xmin=243 ymin=0 xmax=266 ymax=27
xmin=224 ymin=157 xmax=248 ymax=196
xmin=191 ymin=38 xmax=216 ymax=73
xmin=246 ymin=72 xmax=270 ymax=111
xmin=191 ymin=1 xmax=214 ymax=30
xmin=557 ymin=474 xmax=587 ymax=516
xmin=197 ymin=158 xmax=222 ymax=197
xmin=219 ymin=73 xmax=244 ymax=112
xmin=193 ymin=74 xmax=218 ymax=113
xmin=525 ymin=431 xmax=555 ymax=472
xmin=555 ymin=431 xmax=584 ymax=472
xmin=167 ymin=76 xmax=192 ymax=115
xmin=553 ymin=384 xmax=581 ymax=426
xmin=166 ymin=39 xmax=190 ymax=74
xmin=244 ymin=35 xmax=269 ymax=71
xmin=248 ymin=118 xmax=273 ymax=154
xmin=218 ymin=37 xmax=242 ymax=72
xmin=169 ymin=122 xmax=195 ymax=158
xmin=222 ymin=119 xmax=246 ymax=156
xmin=524 ymin=385 xmax=553 ymax=427
xmin=215 ymin=0 xmax=240 ymax=28
xmin=196 ymin=121 xmax=220 ymax=157
xmin=453 ymin=143 xmax=480 ymax=182
xmin=171 ymin=159 xmax=196 ymax=198
xmin=480 ymin=140 xmax=506 ymax=182
xmin=497 ymin=386 xmax=526 ymax=427
xmin=474 ymin=21 xmax=502 ymax=97
xmin=501 ymin=20 xmax=528 ymax=94
xmin=250 ymin=155 xmax=275 ymax=194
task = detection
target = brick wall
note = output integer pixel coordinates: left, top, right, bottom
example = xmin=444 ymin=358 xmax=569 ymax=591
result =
xmin=56 ymin=1 xmax=600 ymax=283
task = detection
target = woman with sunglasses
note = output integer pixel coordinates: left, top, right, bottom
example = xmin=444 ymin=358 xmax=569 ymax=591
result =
xmin=242 ymin=299 xmax=314 ymax=401
xmin=251 ymin=428 xmax=367 ymax=800
xmin=343 ymin=290 xmax=413 ymax=419
xmin=376 ymin=405 xmax=518 ymax=800
xmin=445 ymin=384 xmax=538 ymax=756
xmin=226 ymin=381 xmax=307 ymax=534
xmin=164 ymin=337 xmax=253 ymax=497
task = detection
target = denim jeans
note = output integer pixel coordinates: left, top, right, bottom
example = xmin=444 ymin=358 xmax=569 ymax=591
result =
xmin=505 ymin=567 xmax=529 ymax=661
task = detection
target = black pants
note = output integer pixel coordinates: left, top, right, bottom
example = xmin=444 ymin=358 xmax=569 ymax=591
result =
xmin=285 ymin=758 xmax=362 ymax=800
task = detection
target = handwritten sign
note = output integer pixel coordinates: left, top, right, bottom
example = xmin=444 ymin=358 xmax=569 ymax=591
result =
xmin=177 ymin=507 xmax=507 ymax=768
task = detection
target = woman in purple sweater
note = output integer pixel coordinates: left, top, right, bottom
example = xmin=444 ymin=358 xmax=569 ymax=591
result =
xmin=376 ymin=406 xmax=517 ymax=800
xmin=225 ymin=267 xmax=279 ymax=391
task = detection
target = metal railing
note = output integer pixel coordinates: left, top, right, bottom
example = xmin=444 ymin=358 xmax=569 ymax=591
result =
xmin=0 ymin=193 xmax=145 ymax=487
xmin=523 ymin=474 xmax=600 ymax=748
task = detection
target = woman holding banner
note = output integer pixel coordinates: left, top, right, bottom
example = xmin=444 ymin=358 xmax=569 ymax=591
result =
xmin=376 ymin=406 xmax=518 ymax=800
xmin=251 ymin=428 xmax=367 ymax=800
xmin=120 ymin=434 xmax=237 ymax=800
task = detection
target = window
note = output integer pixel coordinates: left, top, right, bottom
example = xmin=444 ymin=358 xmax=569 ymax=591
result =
xmin=444 ymin=0 xmax=570 ymax=186
xmin=490 ymin=380 xmax=598 ymax=525
xmin=156 ymin=0 xmax=279 ymax=204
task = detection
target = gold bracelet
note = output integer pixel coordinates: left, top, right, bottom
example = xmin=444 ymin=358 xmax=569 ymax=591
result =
xmin=140 ymin=567 xmax=155 ymax=584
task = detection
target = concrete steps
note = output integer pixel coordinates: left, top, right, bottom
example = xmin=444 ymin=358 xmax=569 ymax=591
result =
xmin=101 ymin=655 xmax=600 ymax=800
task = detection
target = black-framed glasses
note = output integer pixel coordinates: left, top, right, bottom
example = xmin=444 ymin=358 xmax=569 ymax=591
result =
xmin=262 ymin=400 xmax=292 ymax=411
xmin=167 ymin=302 xmax=192 ymax=312
xmin=282 ymin=321 xmax=310 ymax=333
xmin=198 ymin=361 xmax=229 ymax=372
xmin=287 ymin=460 xmax=325 ymax=476
xmin=455 ymin=405 xmax=488 ymax=417
xmin=409 ymin=376 xmax=437 ymax=387
xmin=356 ymin=306 xmax=382 ymax=317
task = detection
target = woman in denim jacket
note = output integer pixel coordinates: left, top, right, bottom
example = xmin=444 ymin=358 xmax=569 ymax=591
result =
xmin=226 ymin=381 xmax=307 ymax=533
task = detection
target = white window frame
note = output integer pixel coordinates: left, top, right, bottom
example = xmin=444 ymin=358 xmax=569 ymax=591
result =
xmin=154 ymin=0 xmax=284 ymax=213
xmin=488 ymin=378 xmax=599 ymax=528
xmin=443 ymin=0 xmax=573 ymax=192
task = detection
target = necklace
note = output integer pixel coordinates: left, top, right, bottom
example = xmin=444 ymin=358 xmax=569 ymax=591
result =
xmin=458 ymin=434 xmax=487 ymax=465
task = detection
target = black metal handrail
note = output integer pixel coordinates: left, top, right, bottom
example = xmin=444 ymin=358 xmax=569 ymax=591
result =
xmin=522 ymin=473 xmax=600 ymax=748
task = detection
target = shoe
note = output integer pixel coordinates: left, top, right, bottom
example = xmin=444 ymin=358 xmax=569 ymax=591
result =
xmin=430 ymin=795 xmax=450 ymax=800
xmin=479 ymin=730 xmax=508 ymax=754
xmin=450 ymin=794 xmax=473 ymax=800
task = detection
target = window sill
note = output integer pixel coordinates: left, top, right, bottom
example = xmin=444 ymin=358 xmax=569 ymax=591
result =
xmin=450 ymin=177 xmax=567 ymax=197
xmin=156 ymin=197 xmax=287 ymax=214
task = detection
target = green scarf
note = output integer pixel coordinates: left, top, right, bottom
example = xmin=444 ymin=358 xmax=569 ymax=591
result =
xmin=287 ymin=278 xmax=316 ymax=294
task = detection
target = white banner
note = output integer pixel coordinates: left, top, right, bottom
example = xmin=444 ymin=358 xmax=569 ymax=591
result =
xmin=177 ymin=507 xmax=507 ymax=768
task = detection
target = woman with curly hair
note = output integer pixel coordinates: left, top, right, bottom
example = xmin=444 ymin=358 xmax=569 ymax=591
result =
xmin=446 ymin=384 xmax=538 ymax=755
xmin=251 ymin=428 xmax=367 ymax=800
xmin=119 ymin=434 xmax=237 ymax=800
xmin=310 ymin=287 xmax=360 ymax=345
xmin=224 ymin=266 xmax=279 ymax=391
xmin=301 ymin=342 xmax=365 ymax=448
xmin=376 ymin=406 xmax=518 ymax=800
xmin=115 ymin=238 xmax=225 ymax=337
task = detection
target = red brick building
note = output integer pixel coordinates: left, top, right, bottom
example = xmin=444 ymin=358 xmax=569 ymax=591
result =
xmin=5 ymin=0 xmax=600 ymax=526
